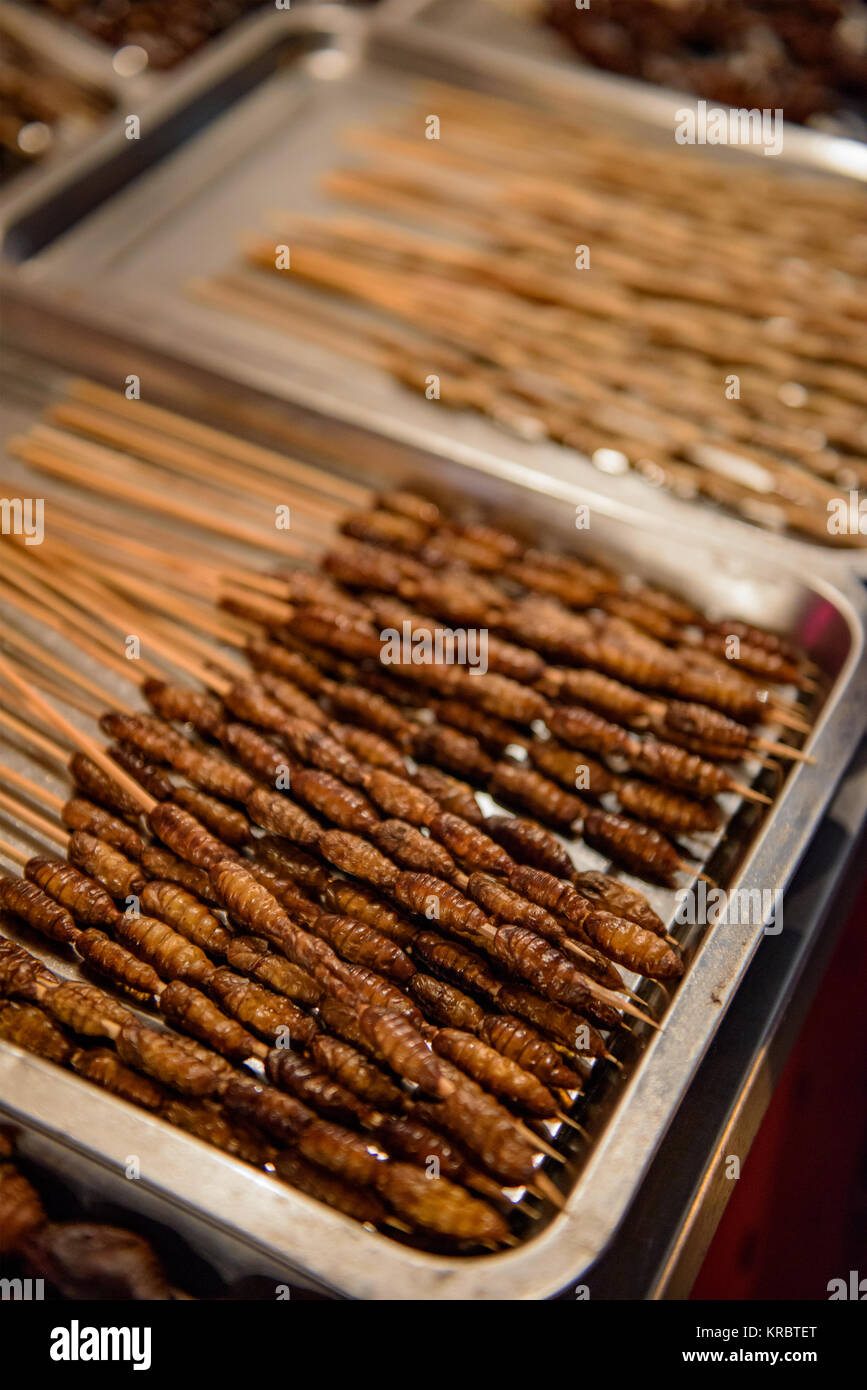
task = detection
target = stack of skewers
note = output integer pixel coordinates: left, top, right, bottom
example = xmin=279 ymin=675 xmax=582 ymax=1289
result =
xmin=0 ymin=382 xmax=818 ymax=1257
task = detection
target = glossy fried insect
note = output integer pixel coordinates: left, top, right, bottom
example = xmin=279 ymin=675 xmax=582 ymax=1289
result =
xmin=489 ymin=760 xmax=585 ymax=828
xmin=291 ymin=768 xmax=379 ymax=833
xmin=411 ymin=723 xmax=495 ymax=783
xmin=0 ymin=874 xmax=80 ymax=943
xmin=507 ymin=864 xmax=593 ymax=929
xmin=140 ymin=846 xmax=220 ymax=906
xmin=308 ymin=1033 xmax=403 ymax=1110
xmin=172 ymin=786 xmax=253 ymax=848
xmin=428 ymin=812 xmax=516 ymax=875
xmin=256 ymin=671 xmax=330 ymax=727
xmin=71 ymin=1046 xmax=167 ymax=1111
xmin=538 ymin=668 xmax=657 ymax=727
xmin=373 ymin=820 xmax=461 ymax=883
xmin=159 ymin=1097 xmax=273 ymax=1166
xmin=361 ymin=769 xmax=439 ymax=826
xmin=485 ymin=814 xmax=574 ymax=879
xmin=429 ymin=1060 xmax=542 ymax=1186
xmin=220 ymin=722 xmax=287 ymax=783
xmin=225 ymin=936 xmax=322 ymax=1005
xmin=505 ymin=558 xmax=597 ymax=609
xmin=147 ymin=803 xmax=238 ymax=872
xmin=432 ymin=1028 xmax=558 ymax=1117
xmin=311 ymin=913 xmax=415 ymax=983
xmin=328 ymin=682 xmax=414 ymax=747
xmin=60 ymin=798 xmax=145 ymax=859
xmin=246 ymin=637 xmax=327 ymax=694
xmin=45 ymin=980 xmax=135 ymax=1037
xmin=292 ymin=602 xmax=388 ymax=663
xmin=376 ymin=1160 xmax=510 ymax=1243
xmin=622 ymin=736 xmax=744 ymax=798
xmin=69 ymin=751 xmax=145 ymax=821
xmin=581 ymin=909 xmax=684 ymax=980
xmin=331 ymin=722 xmax=407 ymax=775
xmin=409 ymin=973 xmax=485 ymax=1032
xmin=414 ymin=765 xmax=484 ymax=825
xmin=266 ymin=1050 xmax=365 ymax=1125
xmin=699 ymin=633 xmax=806 ymax=685
xmin=67 ymin=832 xmax=146 ymax=901
xmin=357 ymin=1005 xmax=451 ymax=1096
xmin=318 ymin=829 xmax=398 ymax=890
xmin=114 ymin=1019 xmax=221 ymax=1096
xmin=274 ymin=1150 xmax=386 ymax=1226
xmin=548 ymin=705 xmax=633 ymax=757
xmin=528 ymin=741 xmax=620 ymax=799
xmin=0 ymin=999 xmax=75 ymax=1064
xmin=0 ymin=938 xmax=64 ymax=1000
xmin=282 ymin=718 xmax=368 ymax=788
xmin=255 ymin=838 xmax=331 ymax=893
xmin=109 ymin=744 xmax=175 ymax=802
xmin=465 ymin=872 xmax=564 ymax=944
xmin=99 ymin=710 xmax=187 ymax=764
xmin=411 ymin=930 xmax=503 ymax=1004
xmin=495 ymin=985 xmax=606 ymax=1058
xmin=616 ymin=779 xmax=722 ymax=835
xmin=490 ymin=925 xmax=620 ymax=1026
xmin=221 ymin=1075 xmax=312 ymax=1145
xmin=320 ymin=880 xmax=415 ymax=949
xmin=158 ymin=980 xmax=262 ymax=1062
xmin=143 ymin=678 xmax=226 ymax=734
xmin=75 ymin=929 xmax=164 ymax=997
xmin=343 ymin=507 xmax=429 ymax=552
xmin=342 ymin=964 xmax=422 ymax=1022
xmin=116 ymin=911 xmax=215 ymax=987
xmin=368 ymin=1111 xmax=474 ymax=1186
xmin=212 ymin=967 xmax=318 ymax=1046
xmin=479 ymin=1014 xmax=585 ymax=1090
xmin=571 ymin=870 xmax=666 ymax=938
xmin=582 ymin=807 xmax=683 ymax=886
xmin=244 ymin=787 xmax=322 ymax=850
xmin=140 ymin=880 xmax=233 ymax=957
xmin=393 ymin=872 xmax=492 ymax=948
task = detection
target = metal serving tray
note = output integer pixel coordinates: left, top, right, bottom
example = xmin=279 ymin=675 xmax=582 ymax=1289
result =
xmin=1 ymin=4 xmax=866 ymax=582
xmin=0 ymin=344 xmax=865 ymax=1298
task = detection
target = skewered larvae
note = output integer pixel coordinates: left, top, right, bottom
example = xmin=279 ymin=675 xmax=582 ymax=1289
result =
xmin=373 ymin=1161 xmax=510 ymax=1243
xmin=147 ymin=804 xmax=238 ymax=871
xmin=273 ymin=1150 xmax=387 ymax=1226
xmin=428 ymin=1062 xmax=541 ymax=1185
xmin=140 ymin=846 xmax=220 ymax=906
xmin=414 ymin=765 xmax=484 ymax=824
xmin=495 ymin=984 xmax=606 ymax=1058
xmin=331 ymin=722 xmax=407 ymax=774
xmin=245 ymin=787 xmax=322 ymax=850
xmin=74 ymin=929 xmax=164 ymax=997
xmin=42 ymin=980 xmax=134 ymax=1037
xmin=291 ymin=768 xmax=379 ymax=833
xmin=432 ymin=1029 xmax=558 ymax=1117
xmin=361 ymin=768 xmax=439 ymax=826
xmin=71 ymin=1046 xmax=167 ymax=1111
xmin=409 ymin=973 xmax=486 ymax=1032
xmin=69 ymin=751 xmax=144 ymax=821
xmin=319 ymin=880 xmax=415 ymax=948
xmin=622 ymin=737 xmax=744 ymax=797
xmin=60 ymin=798 xmax=145 ymax=858
xmin=616 ymin=779 xmax=722 ymax=834
xmin=159 ymin=1098 xmax=274 ymax=1166
xmin=225 ymin=936 xmax=322 ymax=1005
xmin=411 ymin=931 xmax=503 ymax=1002
xmin=428 ymin=812 xmax=515 ymax=874
xmin=372 ymin=820 xmax=461 ymax=882
xmin=254 ymin=838 xmax=331 ymax=893
xmin=110 ymin=744 xmax=175 ymax=801
xmin=318 ymin=829 xmax=398 ymax=890
xmin=528 ymin=741 xmax=620 ymax=798
xmin=581 ymin=808 xmax=684 ymax=886
xmin=113 ymin=1020 xmax=221 ymax=1096
xmin=140 ymin=880 xmax=233 ymax=956
xmin=67 ymin=832 xmax=145 ymax=900
xmin=582 ymin=910 xmax=684 ymax=980
xmin=256 ymin=671 xmax=330 ymax=727
xmin=172 ymin=786 xmax=253 ymax=847
xmin=489 ymin=925 xmax=620 ymax=1024
xmin=548 ymin=706 xmax=632 ymax=756
xmin=571 ymin=870 xmax=666 ymax=937
xmin=307 ymin=1033 xmax=404 ymax=1110
xmin=265 ymin=1052 xmax=364 ymax=1125
xmin=0 ymin=999 xmax=75 ymax=1065
xmin=221 ymin=1076 xmax=313 ymax=1145
xmin=342 ymin=963 xmax=422 ymax=1021
xmin=356 ymin=1005 xmax=451 ymax=1096
xmin=539 ymin=667 xmax=657 ymax=725
xmin=143 ymin=677 xmax=226 ymax=733
xmin=0 ymin=875 xmax=80 ymax=944
xmin=208 ymin=967 xmax=318 ymax=1045
xmin=311 ymin=912 xmax=415 ymax=982
xmin=411 ymin=723 xmax=495 ymax=782
xmin=158 ymin=980 xmax=262 ymax=1062
xmin=479 ymin=1014 xmax=585 ymax=1090
xmin=485 ymin=814 xmax=575 ymax=879
xmin=115 ymin=911 xmax=215 ymax=987
xmin=393 ymin=872 xmax=492 ymax=946
xmin=221 ymin=722 xmax=288 ymax=782
xmin=490 ymin=761 xmax=585 ymax=828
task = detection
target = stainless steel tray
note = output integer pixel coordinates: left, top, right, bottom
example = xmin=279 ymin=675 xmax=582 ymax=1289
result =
xmin=1 ymin=3 xmax=866 ymax=582
xmin=1 ymin=345 xmax=865 ymax=1298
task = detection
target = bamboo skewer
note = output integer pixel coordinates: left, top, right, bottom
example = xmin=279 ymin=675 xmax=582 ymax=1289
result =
xmin=0 ymin=703 xmax=70 ymax=766
xmin=0 ymin=784 xmax=68 ymax=847
xmin=0 ymin=763 xmax=64 ymax=815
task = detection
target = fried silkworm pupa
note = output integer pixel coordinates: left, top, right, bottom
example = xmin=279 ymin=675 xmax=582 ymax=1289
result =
xmin=414 ymin=765 xmax=484 ymax=825
xmin=143 ymin=678 xmax=226 ymax=734
xmin=357 ymin=1005 xmax=450 ymax=1096
xmin=256 ymin=671 xmax=330 ymax=727
xmin=393 ymin=872 xmax=492 ymax=948
xmin=266 ymin=1051 xmax=364 ymax=1125
xmin=457 ymin=672 xmax=550 ymax=726
xmin=617 ymin=779 xmax=722 ymax=835
xmin=495 ymin=985 xmax=606 ymax=1058
xmin=582 ymin=910 xmax=684 ymax=981
xmin=432 ymin=1029 xmax=558 ymax=1117
xmin=292 ymin=604 xmax=386 ymax=663
xmin=411 ymin=931 xmax=502 ymax=1003
xmin=538 ymin=668 xmax=657 ymax=726
xmin=479 ymin=1014 xmax=585 ymax=1090
xmin=0 ymin=875 xmax=79 ymax=944
xmin=147 ymin=804 xmax=238 ymax=872
xmin=582 ymin=808 xmax=684 ymax=886
xmin=69 ymin=751 xmax=144 ymax=822
xmin=274 ymin=1150 xmax=387 ymax=1226
xmin=25 ymin=858 xmax=119 ymax=930
xmin=317 ymin=829 xmax=398 ymax=890
xmin=319 ymin=880 xmax=415 ymax=949
xmin=295 ymin=1117 xmax=383 ymax=1187
xmin=246 ymin=862 xmax=321 ymax=928
xmin=408 ymin=973 xmax=485 ymax=1033
xmin=221 ymin=1075 xmax=312 ymax=1146
xmin=67 ymin=832 xmax=146 ymax=900
xmin=114 ymin=1019 xmax=221 ymax=1095
xmin=117 ymin=913 xmax=215 ymax=988
xmin=361 ymin=769 xmax=439 ymax=826
xmin=492 ymin=925 xmax=620 ymax=1027
xmin=277 ymin=567 xmax=374 ymax=616
xmin=373 ymin=820 xmax=462 ymax=883
xmin=244 ymin=787 xmax=322 ymax=850
xmin=528 ymin=741 xmax=620 ymax=799
xmin=368 ymin=1111 xmax=474 ymax=1186
xmin=506 ymin=864 xmax=593 ymax=928
xmin=430 ymin=1061 xmax=541 ymax=1186
xmin=71 ymin=1046 xmax=167 ymax=1111
xmin=411 ymin=724 xmax=495 ymax=783
xmin=465 ymin=872 xmax=564 ymax=943
xmin=110 ymin=743 xmax=175 ymax=802
xmin=211 ymin=968 xmax=318 ymax=1045
xmin=0 ymin=936 xmax=58 ymax=999
xmin=291 ymin=768 xmax=379 ymax=834
xmin=343 ymin=507 xmax=429 ymax=552
xmin=699 ymin=633 xmax=806 ymax=685
xmin=140 ymin=846 xmax=220 ymax=906
xmin=225 ymin=937 xmax=322 ymax=1006
xmin=328 ymin=684 xmax=414 ymax=747
xmin=410 ymin=569 xmax=507 ymax=629
xmin=342 ymin=964 xmax=422 ymax=1022
xmin=75 ymin=929 xmax=163 ymax=997
xmin=484 ymin=813 xmax=574 ymax=879
xmin=428 ymin=811 xmax=516 ymax=875
xmin=246 ymin=637 xmax=326 ymax=693
xmin=505 ymin=558 xmax=597 ymax=609
xmin=571 ymin=870 xmax=666 ymax=938
xmin=655 ymin=699 xmax=753 ymax=751
xmin=0 ymin=1157 xmax=47 ymax=1254
xmin=490 ymin=761 xmax=585 ymax=829
xmin=254 ymin=837 xmax=331 ymax=893
xmin=21 ymin=1223 xmax=174 ymax=1301
xmin=331 ymin=722 xmax=407 ymax=775
xmin=548 ymin=705 xmax=633 ymax=756
xmin=44 ymin=980 xmax=134 ymax=1037
xmin=172 ymin=786 xmax=253 ymax=848
xmin=158 ymin=980 xmax=261 ymax=1062
xmin=377 ymin=1161 xmax=510 ymax=1244
xmin=622 ymin=737 xmax=740 ymax=799
xmin=170 ymin=744 xmax=256 ymax=805
xmin=312 ymin=913 xmax=415 ymax=983
xmin=99 ymin=710 xmax=186 ymax=764
xmin=706 ymin=618 xmax=803 ymax=664
xmin=220 ymin=722 xmax=288 ymax=783
xmin=160 ymin=1097 xmax=273 ymax=1166
xmin=308 ymin=1033 xmax=403 ymax=1111
xmin=140 ymin=880 xmax=233 ymax=956
xmin=0 ymin=999 xmax=74 ymax=1065
xmin=60 ymin=799 xmax=144 ymax=859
